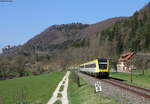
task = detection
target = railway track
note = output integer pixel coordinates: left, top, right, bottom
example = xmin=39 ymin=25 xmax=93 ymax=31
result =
xmin=101 ymin=78 xmax=150 ymax=98
xmin=82 ymin=73 xmax=150 ymax=98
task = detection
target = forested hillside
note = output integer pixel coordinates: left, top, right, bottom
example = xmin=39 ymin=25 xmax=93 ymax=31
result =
xmin=0 ymin=3 xmax=150 ymax=79
xmin=23 ymin=23 xmax=89 ymax=52
xmin=21 ymin=17 xmax=125 ymax=53
xmin=98 ymin=3 xmax=150 ymax=54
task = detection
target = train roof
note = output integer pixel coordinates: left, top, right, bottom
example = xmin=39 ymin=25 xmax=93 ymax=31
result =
xmin=97 ymin=58 xmax=108 ymax=62
xmin=80 ymin=59 xmax=97 ymax=66
xmin=80 ymin=58 xmax=108 ymax=66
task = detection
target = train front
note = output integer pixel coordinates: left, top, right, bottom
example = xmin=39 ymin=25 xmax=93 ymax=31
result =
xmin=97 ymin=58 xmax=109 ymax=78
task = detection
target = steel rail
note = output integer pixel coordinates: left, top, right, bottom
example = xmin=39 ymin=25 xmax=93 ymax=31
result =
xmin=108 ymin=78 xmax=150 ymax=92
xmin=80 ymin=72 xmax=150 ymax=98
xmin=101 ymin=79 xmax=150 ymax=98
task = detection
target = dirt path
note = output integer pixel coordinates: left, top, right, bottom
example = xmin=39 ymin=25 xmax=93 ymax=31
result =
xmin=47 ymin=71 xmax=70 ymax=104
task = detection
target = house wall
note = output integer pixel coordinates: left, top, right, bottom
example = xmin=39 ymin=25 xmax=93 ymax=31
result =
xmin=117 ymin=62 xmax=131 ymax=72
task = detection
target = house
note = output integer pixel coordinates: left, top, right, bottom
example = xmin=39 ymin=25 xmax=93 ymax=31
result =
xmin=2 ymin=45 xmax=17 ymax=54
xmin=117 ymin=52 xmax=136 ymax=72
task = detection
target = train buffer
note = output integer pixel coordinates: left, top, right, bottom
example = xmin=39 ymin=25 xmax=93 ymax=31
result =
xmin=95 ymin=81 xmax=102 ymax=92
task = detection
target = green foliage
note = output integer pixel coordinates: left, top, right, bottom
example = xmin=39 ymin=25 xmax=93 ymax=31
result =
xmin=0 ymin=55 xmax=33 ymax=79
xmin=52 ymin=23 xmax=89 ymax=32
xmin=70 ymin=71 xmax=80 ymax=87
xmin=71 ymin=38 xmax=90 ymax=48
xmin=99 ymin=4 xmax=150 ymax=53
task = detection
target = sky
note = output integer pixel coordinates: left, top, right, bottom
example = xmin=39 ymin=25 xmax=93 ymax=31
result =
xmin=0 ymin=0 xmax=150 ymax=51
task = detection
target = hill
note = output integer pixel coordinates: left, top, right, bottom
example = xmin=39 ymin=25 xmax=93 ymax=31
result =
xmin=98 ymin=3 xmax=150 ymax=54
xmin=23 ymin=23 xmax=89 ymax=52
xmin=0 ymin=3 xmax=150 ymax=79
xmin=79 ymin=17 xmax=126 ymax=37
xmin=20 ymin=17 xmax=125 ymax=54
xmin=47 ymin=3 xmax=150 ymax=68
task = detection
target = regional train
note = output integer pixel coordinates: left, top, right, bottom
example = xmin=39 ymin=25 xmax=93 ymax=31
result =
xmin=79 ymin=58 xmax=109 ymax=78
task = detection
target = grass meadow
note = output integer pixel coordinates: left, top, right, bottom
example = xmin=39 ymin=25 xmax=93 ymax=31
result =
xmin=0 ymin=72 xmax=64 ymax=104
xmin=68 ymin=72 xmax=120 ymax=104
xmin=110 ymin=68 xmax=150 ymax=88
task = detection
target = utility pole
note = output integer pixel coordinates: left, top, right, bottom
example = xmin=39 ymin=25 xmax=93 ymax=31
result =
xmin=130 ymin=68 xmax=133 ymax=83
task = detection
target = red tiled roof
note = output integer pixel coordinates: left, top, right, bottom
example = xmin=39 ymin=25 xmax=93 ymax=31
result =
xmin=119 ymin=52 xmax=135 ymax=62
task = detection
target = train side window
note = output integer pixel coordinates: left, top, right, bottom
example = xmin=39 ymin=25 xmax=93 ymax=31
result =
xmin=85 ymin=64 xmax=90 ymax=68
xmin=85 ymin=63 xmax=96 ymax=68
xmin=80 ymin=66 xmax=84 ymax=68
xmin=91 ymin=64 xmax=96 ymax=68
xmin=85 ymin=65 xmax=88 ymax=68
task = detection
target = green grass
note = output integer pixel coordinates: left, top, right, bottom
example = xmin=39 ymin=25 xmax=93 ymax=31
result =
xmin=68 ymin=72 xmax=120 ymax=104
xmin=0 ymin=72 xmax=64 ymax=104
xmin=59 ymin=85 xmax=64 ymax=92
xmin=54 ymin=100 xmax=62 ymax=104
xmin=57 ymin=93 xmax=62 ymax=98
xmin=110 ymin=69 xmax=150 ymax=88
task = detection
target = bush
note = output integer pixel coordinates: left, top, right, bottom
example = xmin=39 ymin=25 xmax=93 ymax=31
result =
xmin=71 ymin=71 xmax=80 ymax=87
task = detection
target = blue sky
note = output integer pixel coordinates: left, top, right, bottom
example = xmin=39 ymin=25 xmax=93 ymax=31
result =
xmin=0 ymin=0 xmax=149 ymax=50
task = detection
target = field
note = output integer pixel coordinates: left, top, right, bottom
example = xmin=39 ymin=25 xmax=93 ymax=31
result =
xmin=110 ymin=69 xmax=150 ymax=88
xmin=68 ymin=72 xmax=120 ymax=104
xmin=0 ymin=72 xmax=64 ymax=104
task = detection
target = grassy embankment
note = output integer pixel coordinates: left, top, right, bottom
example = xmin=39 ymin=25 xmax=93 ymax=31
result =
xmin=110 ymin=69 xmax=150 ymax=88
xmin=0 ymin=72 xmax=64 ymax=104
xmin=68 ymin=72 xmax=120 ymax=104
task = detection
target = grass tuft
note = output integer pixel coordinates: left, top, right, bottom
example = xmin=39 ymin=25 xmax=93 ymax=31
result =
xmin=59 ymin=85 xmax=64 ymax=92
xmin=54 ymin=100 xmax=62 ymax=104
xmin=57 ymin=93 xmax=62 ymax=98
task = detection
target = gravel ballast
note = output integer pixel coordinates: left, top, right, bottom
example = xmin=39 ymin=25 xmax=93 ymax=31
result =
xmin=78 ymin=72 xmax=150 ymax=104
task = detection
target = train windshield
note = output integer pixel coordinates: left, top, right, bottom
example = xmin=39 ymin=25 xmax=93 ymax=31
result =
xmin=99 ymin=64 xmax=107 ymax=69
xmin=98 ymin=58 xmax=107 ymax=69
